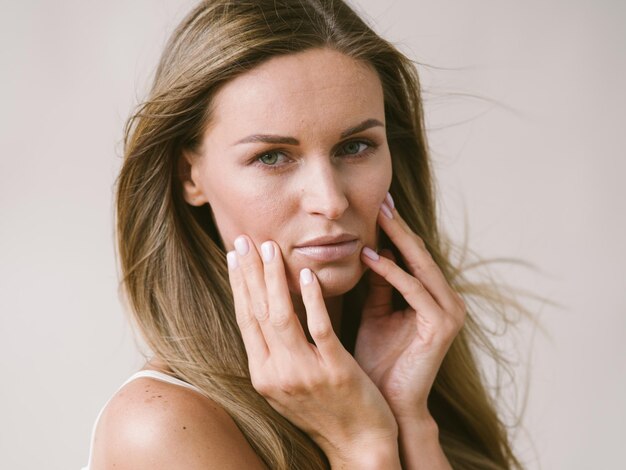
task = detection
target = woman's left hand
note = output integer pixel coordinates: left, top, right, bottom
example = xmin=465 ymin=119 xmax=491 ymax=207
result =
xmin=355 ymin=193 xmax=467 ymax=423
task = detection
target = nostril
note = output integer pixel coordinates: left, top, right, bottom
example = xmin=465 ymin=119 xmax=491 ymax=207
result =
xmin=323 ymin=199 xmax=349 ymax=220
xmin=303 ymin=195 xmax=349 ymax=219
xmin=300 ymin=165 xmax=349 ymax=218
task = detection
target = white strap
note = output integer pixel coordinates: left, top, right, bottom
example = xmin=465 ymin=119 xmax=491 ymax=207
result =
xmin=120 ymin=370 xmax=201 ymax=393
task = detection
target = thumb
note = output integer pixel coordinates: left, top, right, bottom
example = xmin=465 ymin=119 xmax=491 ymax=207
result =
xmin=362 ymin=248 xmax=395 ymax=319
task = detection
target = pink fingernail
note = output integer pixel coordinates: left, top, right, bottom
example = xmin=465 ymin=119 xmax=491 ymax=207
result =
xmin=362 ymin=246 xmax=380 ymax=261
xmin=234 ymin=236 xmax=249 ymax=255
xmin=385 ymin=191 xmax=395 ymax=209
xmin=380 ymin=202 xmax=393 ymax=219
xmin=226 ymin=251 xmax=238 ymax=269
xmin=300 ymin=268 xmax=313 ymax=285
xmin=261 ymin=241 xmax=274 ymax=262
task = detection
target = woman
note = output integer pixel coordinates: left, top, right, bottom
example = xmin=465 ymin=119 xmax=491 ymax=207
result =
xmin=85 ymin=0 xmax=523 ymax=468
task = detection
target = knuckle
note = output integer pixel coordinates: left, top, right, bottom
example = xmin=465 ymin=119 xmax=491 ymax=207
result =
xmin=409 ymin=260 xmax=432 ymax=276
xmin=252 ymin=300 xmax=269 ymax=321
xmin=328 ymin=369 xmax=351 ymax=388
xmin=443 ymin=315 xmax=457 ymax=331
xmin=236 ymin=311 xmax=256 ymax=330
xmin=269 ymin=310 xmax=290 ymax=330
xmin=410 ymin=257 xmax=436 ymax=276
xmin=306 ymin=371 xmax=326 ymax=390
xmin=276 ymin=367 xmax=307 ymax=395
xmin=251 ymin=376 xmax=272 ymax=396
xmin=406 ymin=278 xmax=426 ymax=298
xmin=421 ymin=331 xmax=437 ymax=348
xmin=309 ymin=321 xmax=333 ymax=341
xmin=441 ymin=315 xmax=461 ymax=337
xmin=277 ymin=375 xmax=302 ymax=395
xmin=423 ymin=323 xmax=451 ymax=348
xmin=413 ymin=277 xmax=426 ymax=291
xmin=423 ymin=253 xmax=437 ymax=269
xmin=412 ymin=233 xmax=427 ymax=249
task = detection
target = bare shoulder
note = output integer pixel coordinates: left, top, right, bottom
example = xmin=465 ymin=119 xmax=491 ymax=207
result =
xmin=90 ymin=375 xmax=267 ymax=470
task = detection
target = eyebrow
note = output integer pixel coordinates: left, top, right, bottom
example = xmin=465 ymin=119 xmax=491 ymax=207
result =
xmin=233 ymin=118 xmax=384 ymax=146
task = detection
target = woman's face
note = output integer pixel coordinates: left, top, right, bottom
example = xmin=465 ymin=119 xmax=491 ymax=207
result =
xmin=182 ymin=47 xmax=392 ymax=297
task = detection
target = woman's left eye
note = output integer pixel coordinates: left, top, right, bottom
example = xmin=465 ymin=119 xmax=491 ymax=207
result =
xmin=338 ymin=141 xmax=370 ymax=156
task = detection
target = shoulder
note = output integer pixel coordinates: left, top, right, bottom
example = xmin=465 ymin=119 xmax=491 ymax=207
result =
xmin=90 ymin=374 xmax=266 ymax=470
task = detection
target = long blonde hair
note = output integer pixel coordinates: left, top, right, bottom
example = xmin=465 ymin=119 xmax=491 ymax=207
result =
xmin=117 ymin=1 xmax=526 ymax=468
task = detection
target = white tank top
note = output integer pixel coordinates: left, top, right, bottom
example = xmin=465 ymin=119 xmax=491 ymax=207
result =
xmin=82 ymin=370 xmax=202 ymax=470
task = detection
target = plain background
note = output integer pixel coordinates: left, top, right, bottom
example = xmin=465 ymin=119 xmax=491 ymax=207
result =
xmin=1 ymin=1 xmax=624 ymax=469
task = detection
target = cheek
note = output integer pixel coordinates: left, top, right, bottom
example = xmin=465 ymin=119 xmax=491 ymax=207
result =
xmin=358 ymin=156 xmax=393 ymax=230
xmin=205 ymin=176 xmax=290 ymax=251
xmin=361 ymin=164 xmax=392 ymax=253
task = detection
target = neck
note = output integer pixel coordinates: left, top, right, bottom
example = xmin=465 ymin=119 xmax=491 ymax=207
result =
xmin=291 ymin=293 xmax=343 ymax=342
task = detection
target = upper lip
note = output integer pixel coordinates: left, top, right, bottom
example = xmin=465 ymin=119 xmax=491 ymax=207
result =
xmin=295 ymin=233 xmax=358 ymax=247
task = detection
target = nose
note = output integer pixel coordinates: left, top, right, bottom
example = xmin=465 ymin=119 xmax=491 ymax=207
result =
xmin=300 ymin=160 xmax=349 ymax=220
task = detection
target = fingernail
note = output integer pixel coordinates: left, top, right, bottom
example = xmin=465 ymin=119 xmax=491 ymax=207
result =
xmin=226 ymin=251 xmax=238 ymax=269
xmin=362 ymin=246 xmax=380 ymax=261
xmin=380 ymin=202 xmax=393 ymax=219
xmin=385 ymin=191 xmax=395 ymax=209
xmin=234 ymin=236 xmax=249 ymax=255
xmin=261 ymin=241 xmax=274 ymax=262
xmin=300 ymin=268 xmax=313 ymax=285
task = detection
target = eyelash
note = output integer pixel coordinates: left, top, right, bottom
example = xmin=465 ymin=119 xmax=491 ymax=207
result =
xmin=251 ymin=139 xmax=377 ymax=171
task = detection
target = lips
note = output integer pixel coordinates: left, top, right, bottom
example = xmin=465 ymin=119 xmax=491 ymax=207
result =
xmin=294 ymin=234 xmax=359 ymax=262
xmin=295 ymin=233 xmax=357 ymax=247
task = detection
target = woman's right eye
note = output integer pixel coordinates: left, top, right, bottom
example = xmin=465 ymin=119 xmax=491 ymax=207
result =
xmin=254 ymin=151 xmax=289 ymax=169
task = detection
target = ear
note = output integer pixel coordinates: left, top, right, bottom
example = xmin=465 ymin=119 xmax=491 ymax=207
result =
xmin=178 ymin=150 xmax=208 ymax=206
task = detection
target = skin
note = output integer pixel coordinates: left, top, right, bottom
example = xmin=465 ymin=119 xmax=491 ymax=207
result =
xmin=181 ymin=47 xmax=465 ymax=468
xmin=181 ymin=47 xmax=392 ymax=327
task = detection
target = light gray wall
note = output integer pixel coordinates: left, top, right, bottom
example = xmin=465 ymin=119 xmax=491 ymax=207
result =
xmin=1 ymin=1 xmax=624 ymax=469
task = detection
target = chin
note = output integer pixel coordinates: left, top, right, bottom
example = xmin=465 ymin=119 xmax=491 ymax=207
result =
xmin=286 ymin=259 xmax=366 ymax=298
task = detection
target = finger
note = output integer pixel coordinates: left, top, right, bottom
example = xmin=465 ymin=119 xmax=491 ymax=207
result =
xmin=299 ymin=268 xmax=344 ymax=360
xmin=378 ymin=193 xmax=460 ymax=314
xmin=260 ymin=240 xmax=308 ymax=352
xmin=234 ymin=235 xmax=280 ymax=347
xmin=226 ymin=250 xmax=268 ymax=364
xmin=360 ymin=246 xmax=446 ymax=329
xmin=361 ymin=248 xmax=395 ymax=320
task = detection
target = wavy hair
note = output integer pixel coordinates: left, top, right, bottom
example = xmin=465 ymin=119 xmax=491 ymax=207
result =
xmin=117 ymin=1 xmax=526 ymax=468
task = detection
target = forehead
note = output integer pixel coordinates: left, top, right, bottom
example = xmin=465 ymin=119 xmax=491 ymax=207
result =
xmin=207 ymin=48 xmax=385 ymax=139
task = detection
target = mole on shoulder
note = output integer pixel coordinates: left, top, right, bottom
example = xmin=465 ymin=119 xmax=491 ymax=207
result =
xmin=183 ymin=426 xmax=187 ymax=430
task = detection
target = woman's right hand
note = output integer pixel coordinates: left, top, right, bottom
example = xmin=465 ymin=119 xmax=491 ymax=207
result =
xmin=226 ymin=235 xmax=400 ymax=468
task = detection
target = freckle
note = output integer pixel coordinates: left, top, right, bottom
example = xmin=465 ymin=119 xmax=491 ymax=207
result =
xmin=158 ymin=395 xmax=162 ymax=398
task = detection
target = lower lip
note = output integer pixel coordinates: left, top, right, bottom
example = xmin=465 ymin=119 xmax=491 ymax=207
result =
xmin=294 ymin=240 xmax=358 ymax=262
